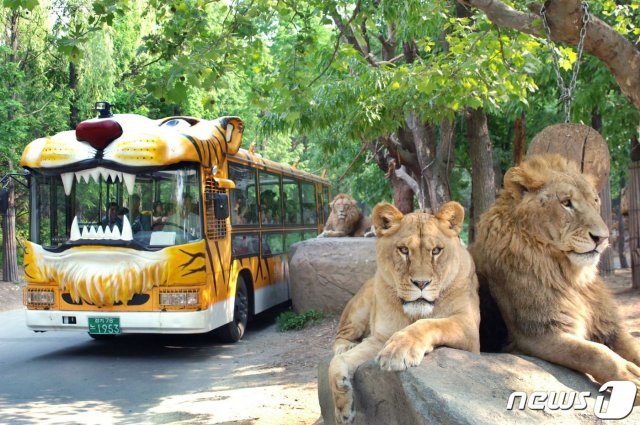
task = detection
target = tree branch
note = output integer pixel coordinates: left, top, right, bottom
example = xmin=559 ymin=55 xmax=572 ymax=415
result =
xmin=458 ymin=0 xmax=640 ymax=109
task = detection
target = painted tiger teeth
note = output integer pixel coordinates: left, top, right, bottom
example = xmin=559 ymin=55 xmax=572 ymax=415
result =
xmin=60 ymin=167 xmax=136 ymax=195
xmin=69 ymin=214 xmax=134 ymax=242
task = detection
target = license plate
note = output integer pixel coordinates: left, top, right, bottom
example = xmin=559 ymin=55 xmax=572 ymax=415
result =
xmin=88 ymin=317 xmax=121 ymax=335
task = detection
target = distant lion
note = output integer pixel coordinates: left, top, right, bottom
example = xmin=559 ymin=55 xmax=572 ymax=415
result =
xmin=329 ymin=202 xmax=480 ymax=423
xmin=472 ymin=154 xmax=640 ymax=394
xmin=318 ymin=193 xmax=372 ymax=237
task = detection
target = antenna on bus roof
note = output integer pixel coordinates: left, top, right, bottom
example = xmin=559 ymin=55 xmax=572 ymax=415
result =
xmin=292 ymin=160 xmax=299 ymax=169
xmin=248 ymin=142 xmax=256 ymax=155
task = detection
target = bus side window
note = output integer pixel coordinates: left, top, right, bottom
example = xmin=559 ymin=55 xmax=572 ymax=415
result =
xmin=322 ymin=186 xmax=330 ymax=223
xmin=229 ymin=163 xmax=258 ymax=226
xmin=301 ymin=182 xmax=317 ymax=225
xmin=283 ymin=178 xmax=301 ymax=225
xmin=259 ymin=171 xmax=282 ymax=226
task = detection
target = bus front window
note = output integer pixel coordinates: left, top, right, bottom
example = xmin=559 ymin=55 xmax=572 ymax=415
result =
xmin=31 ymin=165 xmax=202 ymax=249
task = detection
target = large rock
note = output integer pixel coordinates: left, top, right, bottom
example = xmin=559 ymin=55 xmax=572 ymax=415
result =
xmin=288 ymin=238 xmax=376 ymax=314
xmin=318 ymin=348 xmax=640 ymax=424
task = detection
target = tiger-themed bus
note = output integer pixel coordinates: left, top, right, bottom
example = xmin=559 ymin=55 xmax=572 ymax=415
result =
xmin=20 ymin=103 xmax=331 ymax=342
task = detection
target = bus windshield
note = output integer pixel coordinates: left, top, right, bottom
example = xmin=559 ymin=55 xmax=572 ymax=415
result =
xmin=31 ymin=165 xmax=202 ymax=249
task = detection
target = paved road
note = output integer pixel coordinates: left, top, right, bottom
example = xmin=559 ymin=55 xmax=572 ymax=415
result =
xmin=0 ymin=308 xmax=325 ymax=425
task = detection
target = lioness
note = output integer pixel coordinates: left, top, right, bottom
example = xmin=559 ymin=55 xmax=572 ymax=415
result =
xmin=318 ymin=193 xmax=372 ymax=237
xmin=329 ymin=202 xmax=480 ymax=424
xmin=472 ymin=154 xmax=640 ymax=393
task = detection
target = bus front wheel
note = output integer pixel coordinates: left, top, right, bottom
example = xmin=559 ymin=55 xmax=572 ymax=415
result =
xmin=215 ymin=276 xmax=249 ymax=343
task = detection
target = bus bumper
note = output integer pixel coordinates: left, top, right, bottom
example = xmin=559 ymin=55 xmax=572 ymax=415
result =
xmin=24 ymin=300 xmax=233 ymax=334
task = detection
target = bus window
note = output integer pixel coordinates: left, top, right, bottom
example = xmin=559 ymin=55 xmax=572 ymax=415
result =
xmin=301 ymin=182 xmax=317 ymax=225
xmin=262 ymin=232 xmax=284 ymax=257
xmin=322 ymin=186 xmax=330 ymax=223
xmin=259 ymin=171 xmax=282 ymax=226
xmin=229 ymin=163 xmax=258 ymax=226
xmin=232 ymin=233 xmax=260 ymax=257
xmin=283 ymin=178 xmax=301 ymax=225
xmin=302 ymin=230 xmax=317 ymax=241
xmin=285 ymin=231 xmax=303 ymax=252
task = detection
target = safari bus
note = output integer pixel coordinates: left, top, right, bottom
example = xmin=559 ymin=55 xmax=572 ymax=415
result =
xmin=19 ymin=102 xmax=331 ymax=342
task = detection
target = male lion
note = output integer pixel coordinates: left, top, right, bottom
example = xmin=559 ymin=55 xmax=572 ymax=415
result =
xmin=329 ymin=202 xmax=480 ymax=424
xmin=472 ymin=154 xmax=640 ymax=393
xmin=318 ymin=193 xmax=372 ymax=237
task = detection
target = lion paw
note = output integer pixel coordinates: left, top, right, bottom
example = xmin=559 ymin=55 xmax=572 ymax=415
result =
xmin=333 ymin=339 xmax=358 ymax=355
xmin=375 ymin=332 xmax=430 ymax=371
xmin=333 ymin=376 xmax=355 ymax=424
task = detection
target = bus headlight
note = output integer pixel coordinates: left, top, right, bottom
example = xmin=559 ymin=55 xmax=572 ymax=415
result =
xmin=159 ymin=290 xmax=199 ymax=307
xmin=25 ymin=289 xmax=55 ymax=306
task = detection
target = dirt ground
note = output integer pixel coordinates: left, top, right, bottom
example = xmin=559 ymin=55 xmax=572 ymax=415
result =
xmin=1 ymin=269 xmax=639 ymax=424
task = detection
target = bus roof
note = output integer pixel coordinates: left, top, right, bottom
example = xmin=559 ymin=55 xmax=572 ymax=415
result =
xmin=230 ymin=148 xmax=330 ymax=186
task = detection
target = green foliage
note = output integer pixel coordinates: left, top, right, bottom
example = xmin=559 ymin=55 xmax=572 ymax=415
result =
xmin=275 ymin=309 xmax=324 ymax=332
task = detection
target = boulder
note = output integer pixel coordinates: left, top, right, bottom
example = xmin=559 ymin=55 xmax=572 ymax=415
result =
xmin=288 ymin=238 xmax=376 ymax=314
xmin=318 ymin=348 xmax=639 ymax=424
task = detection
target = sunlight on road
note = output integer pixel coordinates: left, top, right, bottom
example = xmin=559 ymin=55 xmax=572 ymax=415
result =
xmin=0 ymin=400 xmax=124 ymax=424
xmin=146 ymin=383 xmax=319 ymax=424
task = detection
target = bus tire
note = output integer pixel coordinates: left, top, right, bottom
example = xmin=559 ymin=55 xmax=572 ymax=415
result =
xmin=215 ymin=276 xmax=249 ymax=343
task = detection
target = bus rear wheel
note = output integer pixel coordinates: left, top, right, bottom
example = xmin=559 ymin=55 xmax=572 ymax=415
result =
xmin=215 ymin=276 xmax=249 ymax=343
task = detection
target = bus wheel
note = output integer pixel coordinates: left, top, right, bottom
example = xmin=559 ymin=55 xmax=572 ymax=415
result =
xmin=216 ymin=276 xmax=249 ymax=343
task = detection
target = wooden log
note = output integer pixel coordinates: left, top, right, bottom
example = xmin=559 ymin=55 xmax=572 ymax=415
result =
xmin=528 ymin=123 xmax=610 ymax=191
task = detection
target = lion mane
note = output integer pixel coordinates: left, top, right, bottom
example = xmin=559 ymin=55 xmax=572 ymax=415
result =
xmin=318 ymin=193 xmax=372 ymax=237
xmin=328 ymin=202 xmax=480 ymax=423
xmin=472 ymin=154 xmax=640 ymax=395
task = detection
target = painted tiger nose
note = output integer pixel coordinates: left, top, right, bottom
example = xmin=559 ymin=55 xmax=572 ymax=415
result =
xmin=411 ymin=279 xmax=431 ymax=290
xmin=76 ymin=118 xmax=123 ymax=150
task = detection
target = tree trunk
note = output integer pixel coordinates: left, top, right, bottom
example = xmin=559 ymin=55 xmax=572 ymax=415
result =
xmin=458 ymin=0 xmax=640 ymax=109
xmin=369 ymin=137 xmax=415 ymax=214
xmin=391 ymin=176 xmax=414 ymax=214
xmin=2 ymin=178 xmax=18 ymax=282
xmin=599 ymin=178 xmax=614 ymax=274
xmin=466 ymin=108 xmax=496 ymax=242
xmin=630 ymin=136 xmax=640 ymax=289
xmin=69 ymin=61 xmax=79 ymax=129
xmin=617 ymin=177 xmax=629 ymax=269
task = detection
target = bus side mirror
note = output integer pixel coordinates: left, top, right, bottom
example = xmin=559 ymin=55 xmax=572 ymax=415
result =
xmin=213 ymin=193 xmax=229 ymax=220
xmin=0 ymin=189 xmax=8 ymax=215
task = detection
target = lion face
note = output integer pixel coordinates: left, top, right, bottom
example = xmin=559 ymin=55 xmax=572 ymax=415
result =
xmin=372 ymin=202 xmax=465 ymax=319
xmin=504 ymin=154 xmax=609 ymax=269
xmin=331 ymin=194 xmax=359 ymax=223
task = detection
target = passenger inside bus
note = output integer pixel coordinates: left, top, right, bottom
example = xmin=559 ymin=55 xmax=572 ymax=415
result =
xmin=233 ymin=194 xmax=249 ymax=225
xmin=128 ymin=194 xmax=144 ymax=232
xmin=102 ymin=201 xmax=123 ymax=231
xmin=152 ymin=201 xmax=168 ymax=229
xmin=260 ymin=189 xmax=281 ymax=224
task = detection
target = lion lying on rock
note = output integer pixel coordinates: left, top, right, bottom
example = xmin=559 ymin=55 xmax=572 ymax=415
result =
xmin=318 ymin=193 xmax=372 ymax=237
xmin=472 ymin=154 xmax=640 ymax=395
xmin=329 ymin=202 xmax=480 ymax=424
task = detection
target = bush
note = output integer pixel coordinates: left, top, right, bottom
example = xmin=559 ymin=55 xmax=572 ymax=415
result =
xmin=276 ymin=309 xmax=324 ymax=332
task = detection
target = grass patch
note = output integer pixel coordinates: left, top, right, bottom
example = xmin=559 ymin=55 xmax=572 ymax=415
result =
xmin=276 ymin=309 xmax=324 ymax=332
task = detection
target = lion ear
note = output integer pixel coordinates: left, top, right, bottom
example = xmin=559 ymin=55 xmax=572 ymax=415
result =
xmin=504 ymin=166 xmax=545 ymax=198
xmin=435 ymin=201 xmax=465 ymax=235
xmin=372 ymin=203 xmax=403 ymax=237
